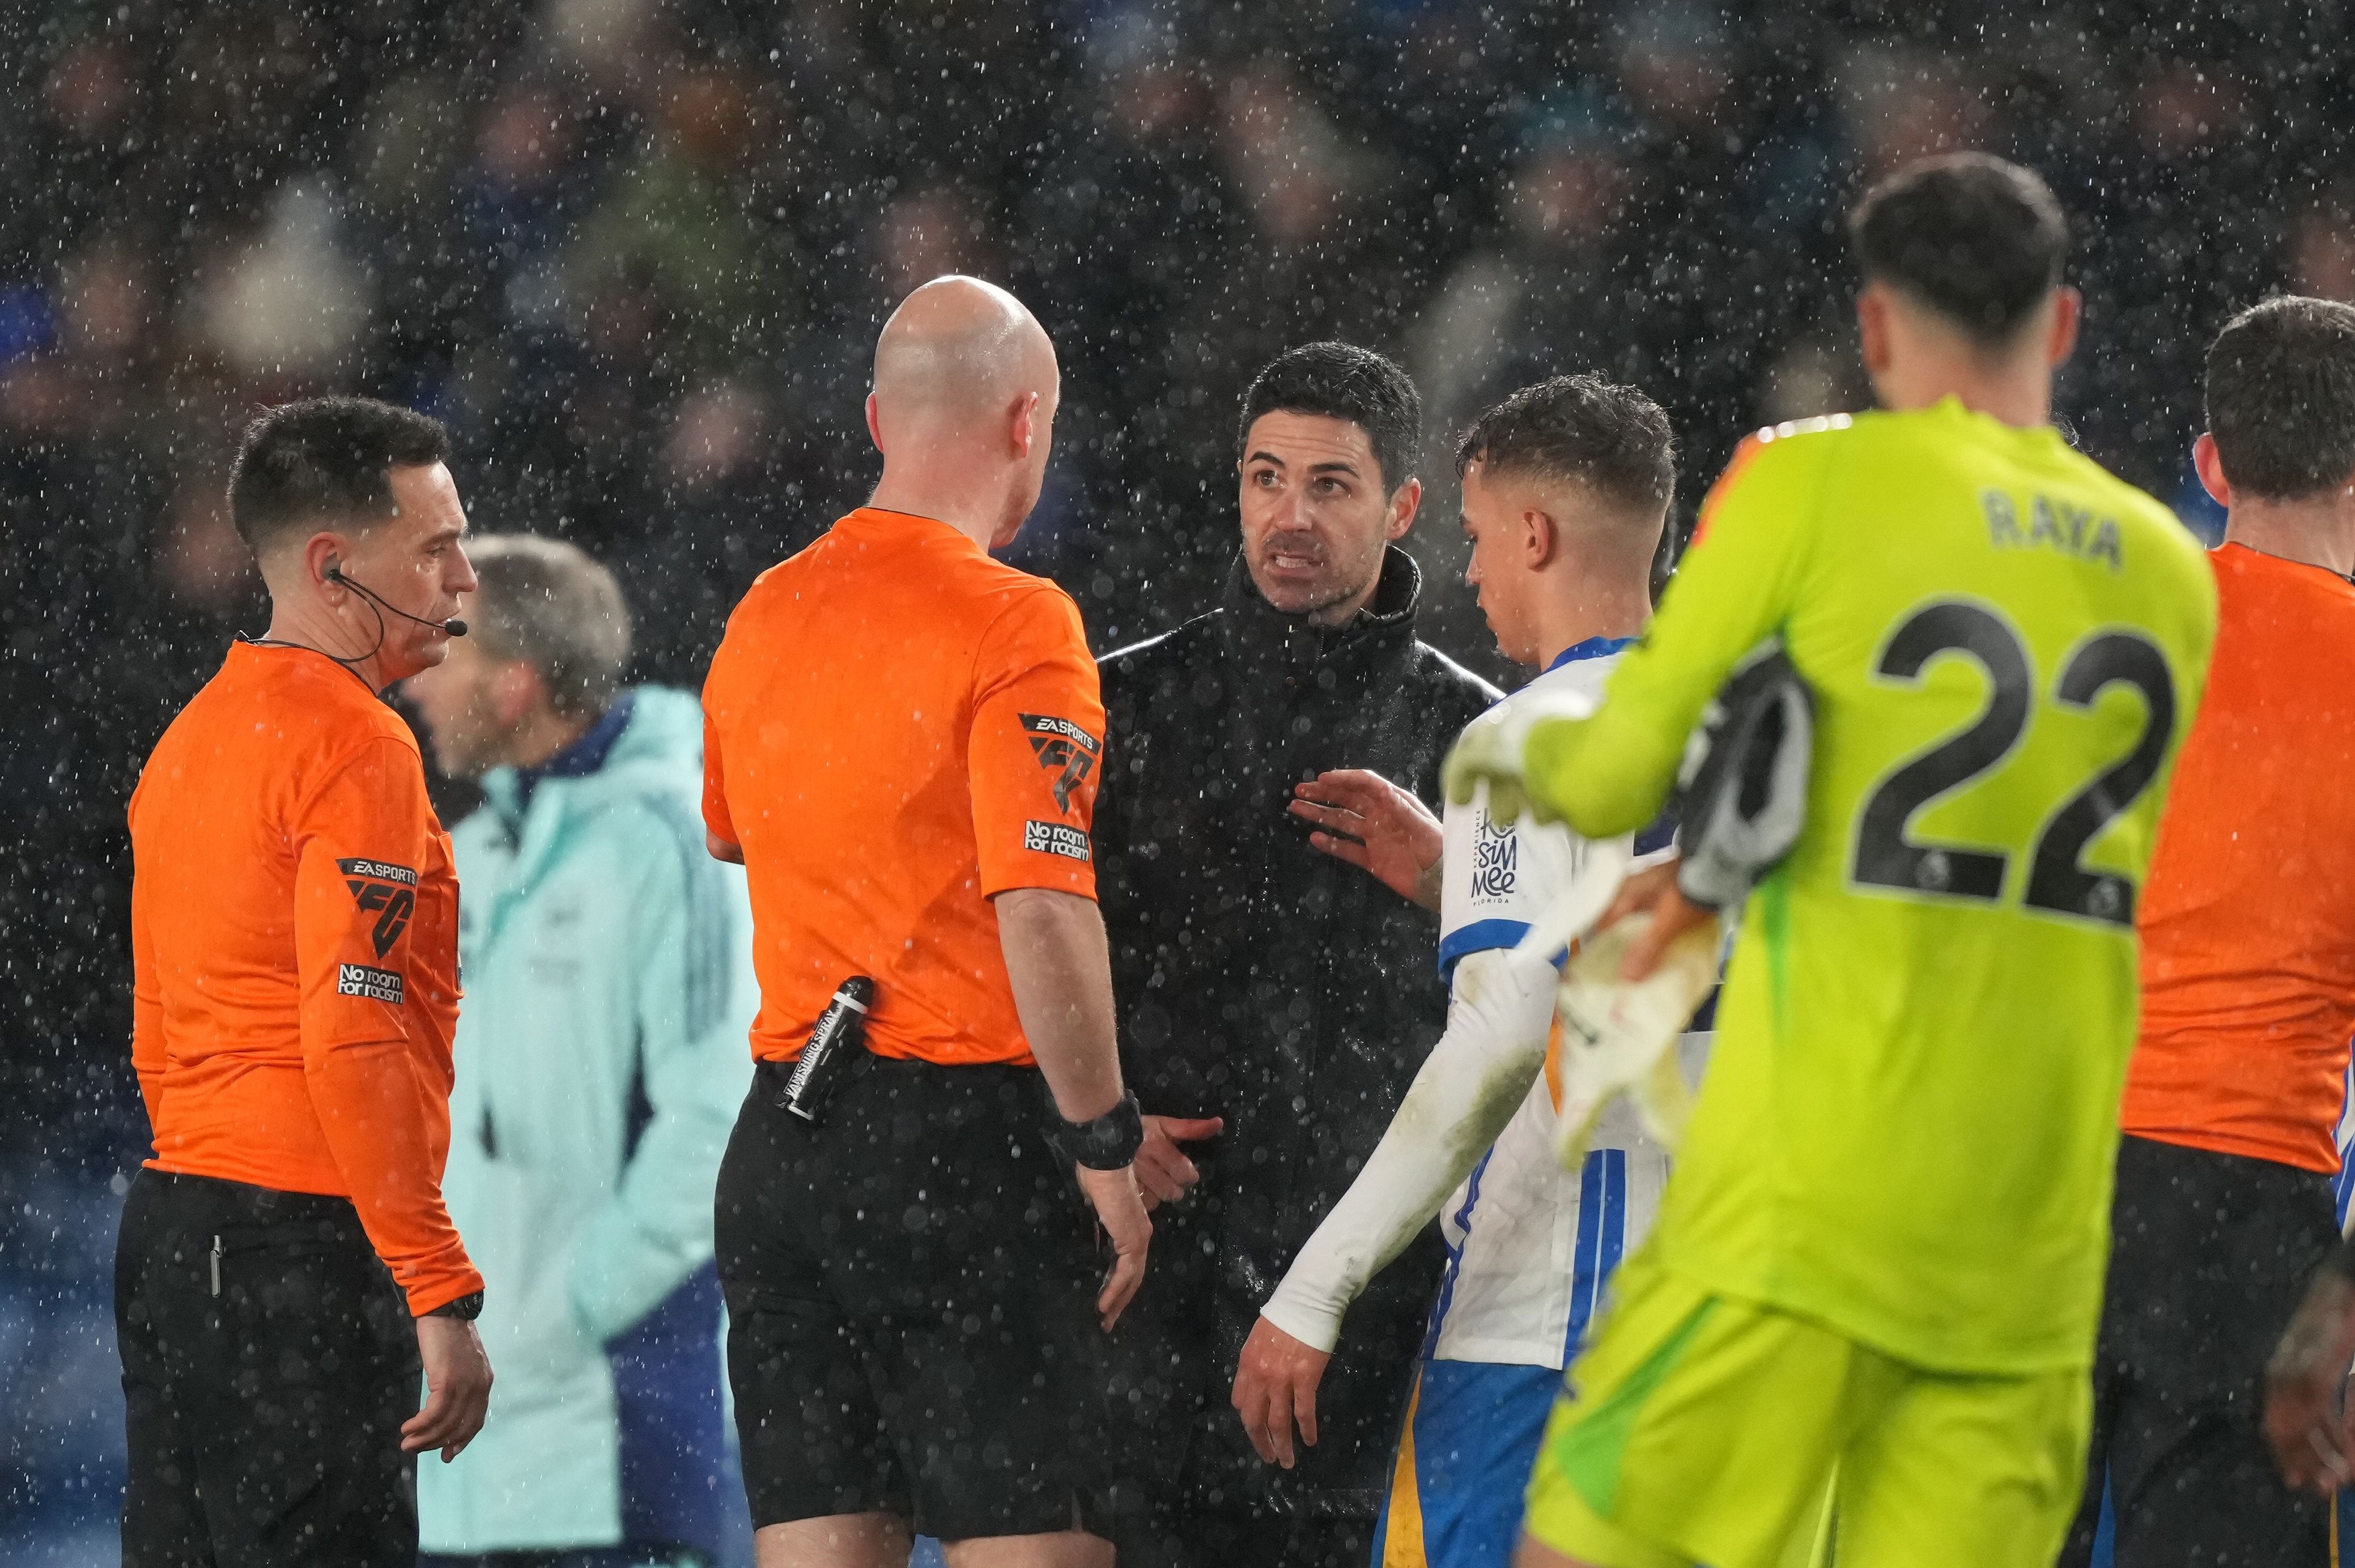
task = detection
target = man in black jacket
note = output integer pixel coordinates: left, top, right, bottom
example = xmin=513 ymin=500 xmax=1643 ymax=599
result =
xmin=1093 ymin=342 xmax=1499 ymax=1567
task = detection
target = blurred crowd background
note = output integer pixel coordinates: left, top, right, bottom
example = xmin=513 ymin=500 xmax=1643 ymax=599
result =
xmin=1 ymin=0 xmax=2348 ymax=1557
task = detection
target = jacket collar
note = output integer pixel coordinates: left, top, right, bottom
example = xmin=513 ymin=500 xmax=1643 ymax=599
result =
xmin=481 ymin=692 xmax=641 ymax=849
xmin=510 ymin=692 xmax=637 ymax=815
xmin=1216 ymin=543 xmax=1422 ymax=671
xmin=462 ymin=688 xmax=707 ymax=957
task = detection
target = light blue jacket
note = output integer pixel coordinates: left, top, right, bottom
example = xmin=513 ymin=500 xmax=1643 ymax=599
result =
xmin=418 ymin=686 xmax=756 ymax=1555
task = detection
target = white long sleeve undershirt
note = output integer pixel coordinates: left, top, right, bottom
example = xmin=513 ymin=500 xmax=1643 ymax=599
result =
xmin=1259 ymin=946 xmax=1563 ymax=1353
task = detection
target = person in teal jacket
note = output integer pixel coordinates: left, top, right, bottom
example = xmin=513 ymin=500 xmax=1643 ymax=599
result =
xmin=406 ymin=535 xmax=757 ymax=1568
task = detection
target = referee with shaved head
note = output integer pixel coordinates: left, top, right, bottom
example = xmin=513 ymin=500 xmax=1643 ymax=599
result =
xmin=706 ymin=277 xmax=1151 ymax=1568
xmin=120 ymin=397 xmax=491 ymax=1566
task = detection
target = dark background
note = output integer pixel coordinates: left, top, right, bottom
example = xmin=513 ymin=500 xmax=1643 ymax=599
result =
xmin=2 ymin=0 xmax=2348 ymax=1555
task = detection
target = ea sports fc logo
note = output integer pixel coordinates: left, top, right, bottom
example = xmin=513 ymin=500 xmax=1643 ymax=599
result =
xmin=1020 ymin=714 xmax=1101 ymax=815
xmin=338 ymin=858 xmax=418 ymax=958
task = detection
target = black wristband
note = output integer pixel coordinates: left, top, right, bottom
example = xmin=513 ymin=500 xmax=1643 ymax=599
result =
xmin=425 ymin=1290 xmax=485 ymax=1321
xmin=1046 ymin=1091 xmax=1144 ymax=1170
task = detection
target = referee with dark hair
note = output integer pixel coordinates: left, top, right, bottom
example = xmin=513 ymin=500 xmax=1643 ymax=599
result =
xmin=120 ymin=396 xmax=491 ymax=1566
xmin=2082 ymin=295 xmax=2355 ymax=1559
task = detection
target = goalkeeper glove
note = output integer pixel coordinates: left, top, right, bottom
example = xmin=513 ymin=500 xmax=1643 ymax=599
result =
xmin=1550 ymin=909 xmax=1722 ymax=1170
xmin=1441 ymin=684 xmax=1599 ymax=825
xmin=1670 ymin=643 xmax=1813 ymax=911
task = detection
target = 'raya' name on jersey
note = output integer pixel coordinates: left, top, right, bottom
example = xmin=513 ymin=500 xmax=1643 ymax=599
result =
xmin=1982 ymin=488 xmax=2123 ymax=573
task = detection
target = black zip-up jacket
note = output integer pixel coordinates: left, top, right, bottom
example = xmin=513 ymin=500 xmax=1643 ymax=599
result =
xmin=1093 ymin=545 xmax=1499 ymax=1518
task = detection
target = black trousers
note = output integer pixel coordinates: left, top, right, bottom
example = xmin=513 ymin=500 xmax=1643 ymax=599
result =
xmin=117 ymin=1168 xmax=421 ymax=1568
xmin=2058 ymin=1134 xmax=2338 ymax=1567
xmin=1098 ymin=1189 xmax=1424 ymax=1568
xmin=1168 ymin=1499 xmax=1375 ymax=1568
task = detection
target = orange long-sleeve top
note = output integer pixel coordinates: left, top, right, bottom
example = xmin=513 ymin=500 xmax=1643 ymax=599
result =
xmin=128 ymin=640 xmax=480 ymax=1315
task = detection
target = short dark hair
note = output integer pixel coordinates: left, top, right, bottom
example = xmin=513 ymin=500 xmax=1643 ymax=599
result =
xmin=1849 ymin=153 xmax=2069 ymax=347
xmin=1238 ymin=342 xmax=1422 ymax=494
xmin=1455 ymin=374 xmax=1677 ymax=518
xmin=2205 ymin=295 xmax=2355 ymax=502
xmin=228 ymin=396 xmax=451 ymax=557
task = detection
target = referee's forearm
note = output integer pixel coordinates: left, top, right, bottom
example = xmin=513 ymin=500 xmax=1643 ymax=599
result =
xmin=996 ymin=886 xmax=1125 ymax=1123
xmin=306 ymin=1035 xmax=483 ymax=1314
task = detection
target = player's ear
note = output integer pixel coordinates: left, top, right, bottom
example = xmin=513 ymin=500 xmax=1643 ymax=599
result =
xmin=864 ymin=392 xmax=884 ymax=455
xmin=2045 ymin=286 xmax=2082 ymax=370
xmin=1526 ymin=508 xmax=1559 ymax=569
xmin=305 ymin=532 xmax=345 ymax=595
xmin=1010 ymin=389 xmax=1042 ymax=459
xmin=1855 ymin=286 xmax=1892 ymax=378
xmin=2192 ymin=432 xmax=2232 ymax=509
xmin=1385 ymin=476 xmax=1422 ymax=540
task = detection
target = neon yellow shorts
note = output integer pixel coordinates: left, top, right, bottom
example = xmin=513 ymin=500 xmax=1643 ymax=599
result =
xmin=1522 ymin=1256 xmax=2089 ymax=1568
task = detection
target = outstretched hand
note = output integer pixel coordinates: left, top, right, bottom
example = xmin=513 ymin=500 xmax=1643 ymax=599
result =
xmin=1134 ymin=1114 xmax=1224 ymax=1210
xmin=1232 ymin=1314 xmax=1333 ymax=1469
xmin=1290 ymin=770 xmax=1444 ymax=911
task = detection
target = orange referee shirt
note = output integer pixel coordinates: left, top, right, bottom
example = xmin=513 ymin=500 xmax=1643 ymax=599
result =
xmin=702 ymin=507 xmax=1104 ymax=1068
xmin=2123 ymin=543 xmax=2355 ymax=1173
xmin=128 ymin=641 xmax=481 ymax=1314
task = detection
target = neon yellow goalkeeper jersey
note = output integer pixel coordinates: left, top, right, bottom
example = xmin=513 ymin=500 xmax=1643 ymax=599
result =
xmin=1524 ymin=398 xmax=2216 ymax=1374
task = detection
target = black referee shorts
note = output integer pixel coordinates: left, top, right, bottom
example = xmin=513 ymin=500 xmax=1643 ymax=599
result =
xmin=714 ymin=1055 xmax=1111 ymax=1542
xmin=116 ymin=1168 xmax=422 ymax=1568
xmin=2058 ymin=1132 xmax=2340 ymax=1567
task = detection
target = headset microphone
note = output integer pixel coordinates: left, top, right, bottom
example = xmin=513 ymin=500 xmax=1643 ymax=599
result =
xmin=325 ymin=563 xmax=468 ymax=637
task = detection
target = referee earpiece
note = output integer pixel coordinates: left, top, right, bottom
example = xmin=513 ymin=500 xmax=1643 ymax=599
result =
xmin=321 ymin=559 xmax=467 ymax=638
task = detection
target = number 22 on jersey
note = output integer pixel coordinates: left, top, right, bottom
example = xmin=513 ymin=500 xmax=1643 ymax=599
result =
xmin=1850 ymin=596 xmax=2175 ymax=928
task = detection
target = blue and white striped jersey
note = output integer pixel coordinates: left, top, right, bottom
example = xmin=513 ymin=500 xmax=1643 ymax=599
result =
xmin=1426 ymin=639 xmax=1706 ymax=1370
